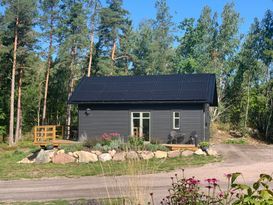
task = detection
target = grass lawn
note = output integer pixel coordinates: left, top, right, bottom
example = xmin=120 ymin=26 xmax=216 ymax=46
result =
xmin=0 ymin=142 xmax=221 ymax=180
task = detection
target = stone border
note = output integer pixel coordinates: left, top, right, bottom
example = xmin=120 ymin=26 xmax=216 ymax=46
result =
xmin=17 ymin=148 xmax=218 ymax=164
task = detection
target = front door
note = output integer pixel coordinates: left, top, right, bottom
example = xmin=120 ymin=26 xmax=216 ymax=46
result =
xmin=131 ymin=112 xmax=150 ymax=141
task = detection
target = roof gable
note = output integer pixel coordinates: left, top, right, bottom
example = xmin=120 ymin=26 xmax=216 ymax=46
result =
xmin=68 ymin=74 xmax=218 ymax=106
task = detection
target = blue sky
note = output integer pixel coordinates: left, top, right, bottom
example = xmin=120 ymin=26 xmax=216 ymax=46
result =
xmin=123 ymin=0 xmax=273 ymax=34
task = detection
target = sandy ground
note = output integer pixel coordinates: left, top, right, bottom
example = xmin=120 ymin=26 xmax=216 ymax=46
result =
xmin=0 ymin=144 xmax=273 ymax=204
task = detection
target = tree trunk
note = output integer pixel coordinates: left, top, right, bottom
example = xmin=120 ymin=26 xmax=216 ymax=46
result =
xmin=15 ymin=67 xmax=23 ymax=143
xmin=42 ymin=11 xmax=54 ymax=125
xmin=244 ymin=75 xmax=250 ymax=128
xmin=66 ymin=78 xmax=74 ymax=139
xmin=9 ymin=17 xmax=19 ymax=146
xmin=37 ymin=82 xmax=43 ymax=126
xmin=111 ymin=41 xmax=117 ymax=61
xmin=265 ymin=99 xmax=272 ymax=140
xmin=66 ymin=47 xmax=76 ymax=139
xmin=87 ymin=2 xmax=97 ymax=77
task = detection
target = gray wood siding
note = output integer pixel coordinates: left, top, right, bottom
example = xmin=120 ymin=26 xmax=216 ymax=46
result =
xmin=78 ymin=109 xmax=129 ymax=141
xmin=151 ymin=110 xmax=172 ymax=142
xmin=78 ymin=104 xmax=207 ymax=143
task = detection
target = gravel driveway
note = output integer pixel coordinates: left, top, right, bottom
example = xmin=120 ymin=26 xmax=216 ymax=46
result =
xmin=1 ymin=144 xmax=273 ymax=204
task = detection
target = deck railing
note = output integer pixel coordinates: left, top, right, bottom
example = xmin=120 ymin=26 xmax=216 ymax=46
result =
xmin=33 ymin=125 xmax=64 ymax=145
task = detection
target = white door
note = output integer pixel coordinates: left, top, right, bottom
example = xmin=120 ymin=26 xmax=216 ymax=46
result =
xmin=131 ymin=112 xmax=150 ymax=141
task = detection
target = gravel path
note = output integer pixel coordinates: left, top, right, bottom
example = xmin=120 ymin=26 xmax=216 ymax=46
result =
xmin=1 ymin=144 xmax=273 ymax=204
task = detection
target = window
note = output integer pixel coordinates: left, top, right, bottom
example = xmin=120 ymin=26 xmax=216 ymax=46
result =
xmin=173 ymin=112 xmax=180 ymax=129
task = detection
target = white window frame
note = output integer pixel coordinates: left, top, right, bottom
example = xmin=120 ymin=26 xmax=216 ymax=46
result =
xmin=173 ymin=112 xmax=180 ymax=130
xmin=131 ymin=112 xmax=151 ymax=141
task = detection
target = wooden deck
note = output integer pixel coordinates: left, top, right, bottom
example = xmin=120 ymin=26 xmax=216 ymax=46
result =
xmin=33 ymin=125 xmax=76 ymax=147
xmin=162 ymin=144 xmax=198 ymax=151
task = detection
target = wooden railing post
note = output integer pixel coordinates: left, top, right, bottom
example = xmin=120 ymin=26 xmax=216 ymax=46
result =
xmin=53 ymin=126 xmax=56 ymax=141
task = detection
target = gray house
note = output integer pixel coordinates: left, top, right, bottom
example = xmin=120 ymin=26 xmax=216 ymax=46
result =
xmin=68 ymin=74 xmax=218 ymax=143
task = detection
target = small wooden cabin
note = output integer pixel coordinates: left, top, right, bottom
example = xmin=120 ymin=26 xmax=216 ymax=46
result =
xmin=68 ymin=74 xmax=218 ymax=143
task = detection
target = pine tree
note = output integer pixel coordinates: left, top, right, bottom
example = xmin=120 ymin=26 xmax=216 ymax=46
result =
xmin=40 ymin=0 xmax=59 ymax=125
xmin=2 ymin=0 xmax=38 ymax=145
xmin=57 ymin=0 xmax=88 ymax=138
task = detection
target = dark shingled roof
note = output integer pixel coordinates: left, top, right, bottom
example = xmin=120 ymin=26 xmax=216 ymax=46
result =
xmin=68 ymin=74 xmax=218 ymax=106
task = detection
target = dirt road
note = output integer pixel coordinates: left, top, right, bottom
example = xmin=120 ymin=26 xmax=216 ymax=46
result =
xmin=1 ymin=144 xmax=273 ymax=204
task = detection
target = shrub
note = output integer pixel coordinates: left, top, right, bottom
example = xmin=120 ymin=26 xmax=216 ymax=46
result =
xmin=83 ymin=138 xmax=100 ymax=148
xmin=128 ymin=136 xmax=144 ymax=148
xmin=143 ymin=143 xmax=168 ymax=152
xmin=101 ymin=132 xmax=121 ymax=146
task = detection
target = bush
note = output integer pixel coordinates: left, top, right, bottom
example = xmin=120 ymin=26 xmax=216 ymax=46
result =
xmin=128 ymin=136 xmax=144 ymax=148
xmin=143 ymin=143 xmax=168 ymax=152
xmin=100 ymin=132 xmax=121 ymax=146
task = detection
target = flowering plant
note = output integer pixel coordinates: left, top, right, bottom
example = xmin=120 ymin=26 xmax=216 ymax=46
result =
xmin=100 ymin=132 xmax=120 ymax=146
xmin=150 ymin=170 xmax=273 ymax=205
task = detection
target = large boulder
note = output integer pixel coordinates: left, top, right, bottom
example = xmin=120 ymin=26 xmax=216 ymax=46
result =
xmin=181 ymin=150 xmax=194 ymax=157
xmin=139 ymin=151 xmax=154 ymax=160
xmin=167 ymin=150 xmax=181 ymax=158
xmin=52 ymin=153 xmax=75 ymax=164
xmin=108 ymin=150 xmax=116 ymax=157
xmin=112 ymin=152 xmax=126 ymax=161
xmin=74 ymin=151 xmax=98 ymax=163
xmin=17 ymin=157 xmax=34 ymax=164
xmin=126 ymin=151 xmax=139 ymax=160
xmin=99 ymin=153 xmax=112 ymax=162
xmin=34 ymin=149 xmax=56 ymax=164
xmin=91 ymin=150 xmax=102 ymax=156
xmin=154 ymin=151 xmax=167 ymax=159
xmin=194 ymin=149 xmax=206 ymax=156
xmin=57 ymin=149 xmax=65 ymax=154
xmin=207 ymin=148 xmax=218 ymax=156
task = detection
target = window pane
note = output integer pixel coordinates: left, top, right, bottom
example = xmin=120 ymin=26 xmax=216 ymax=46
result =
xmin=175 ymin=112 xmax=180 ymax=118
xmin=143 ymin=113 xmax=150 ymax=118
xmin=133 ymin=113 xmax=140 ymax=117
xmin=175 ymin=119 xmax=180 ymax=129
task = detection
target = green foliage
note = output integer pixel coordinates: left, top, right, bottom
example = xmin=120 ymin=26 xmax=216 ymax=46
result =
xmin=199 ymin=141 xmax=210 ymax=148
xmin=128 ymin=136 xmax=144 ymax=148
xmin=225 ymin=138 xmax=247 ymax=145
xmin=60 ymin=143 xmax=84 ymax=153
xmin=143 ymin=143 xmax=168 ymax=152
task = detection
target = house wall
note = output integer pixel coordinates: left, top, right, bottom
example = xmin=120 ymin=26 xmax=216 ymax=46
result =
xmin=78 ymin=103 xmax=208 ymax=143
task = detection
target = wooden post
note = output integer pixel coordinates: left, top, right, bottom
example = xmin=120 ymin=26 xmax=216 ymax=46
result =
xmin=53 ymin=126 xmax=56 ymax=141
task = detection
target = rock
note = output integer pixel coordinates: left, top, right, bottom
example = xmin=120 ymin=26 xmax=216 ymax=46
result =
xmin=91 ymin=150 xmax=102 ymax=156
xmin=57 ymin=149 xmax=65 ymax=154
xmin=139 ymin=151 xmax=154 ymax=160
xmin=207 ymin=149 xmax=218 ymax=156
xmin=68 ymin=152 xmax=73 ymax=156
xmin=99 ymin=153 xmax=112 ymax=162
xmin=154 ymin=151 xmax=167 ymax=159
xmin=112 ymin=152 xmax=126 ymax=161
xmin=126 ymin=151 xmax=139 ymax=160
xmin=17 ymin=157 xmax=34 ymax=164
xmin=194 ymin=149 xmax=206 ymax=156
xmin=108 ymin=150 xmax=116 ymax=157
xmin=74 ymin=151 xmax=98 ymax=163
xmin=34 ymin=149 xmax=56 ymax=164
xmin=167 ymin=150 xmax=181 ymax=158
xmin=230 ymin=130 xmax=243 ymax=138
xmin=52 ymin=153 xmax=75 ymax=164
xmin=181 ymin=150 xmax=194 ymax=157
